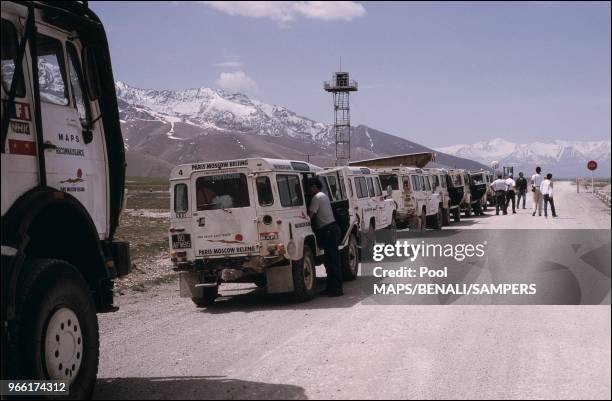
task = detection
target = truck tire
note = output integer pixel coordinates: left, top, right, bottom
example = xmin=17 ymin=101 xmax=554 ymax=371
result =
xmin=10 ymin=259 xmax=99 ymax=400
xmin=361 ymin=223 xmax=376 ymax=261
xmin=427 ymin=209 xmax=443 ymax=230
xmin=191 ymin=286 xmax=218 ymax=307
xmin=442 ymin=207 xmax=451 ymax=226
xmin=291 ymin=245 xmax=316 ymax=302
xmin=341 ymin=234 xmax=359 ymax=281
xmin=452 ymin=208 xmax=461 ymax=222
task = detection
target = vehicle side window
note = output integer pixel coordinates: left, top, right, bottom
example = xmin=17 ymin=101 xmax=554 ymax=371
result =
xmin=424 ymin=176 xmax=431 ymax=191
xmin=174 ymin=183 xmax=188 ymax=213
xmin=441 ymin=175 xmax=447 ymax=188
xmin=355 ymin=177 xmax=367 ymax=198
xmin=411 ymin=176 xmax=420 ymax=191
xmin=366 ymin=177 xmax=375 ymax=197
xmin=277 ymin=174 xmax=303 ymax=207
xmin=66 ymin=43 xmax=90 ymax=126
xmin=380 ymin=174 xmax=399 ymax=191
xmin=1 ymin=19 xmax=25 ymax=97
xmin=432 ymin=176 xmax=439 ymax=188
xmin=37 ymin=34 xmax=69 ymax=106
xmin=338 ymin=173 xmax=347 ymax=200
xmin=326 ymin=174 xmax=342 ymax=201
xmin=256 ymin=176 xmax=274 ymax=206
xmin=346 ymin=176 xmax=353 ymax=198
xmin=320 ymin=176 xmax=331 ymax=198
xmin=374 ymin=177 xmax=382 ymax=196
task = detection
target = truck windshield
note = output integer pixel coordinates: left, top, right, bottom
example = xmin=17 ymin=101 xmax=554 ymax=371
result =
xmin=196 ymin=173 xmax=250 ymax=211
xmin=379 ymin=174 xmax=398 ymax=191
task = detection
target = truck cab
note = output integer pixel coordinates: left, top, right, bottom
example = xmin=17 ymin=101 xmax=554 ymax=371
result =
xmin=1 ymin=2 xmax=130 ymax=398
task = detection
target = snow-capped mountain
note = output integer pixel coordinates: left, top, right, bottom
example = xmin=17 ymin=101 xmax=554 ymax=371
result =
xmin=438 ymin=138 xmax=611 ymax=177
xmin=114 ymin=81 xmax=487 ymax=177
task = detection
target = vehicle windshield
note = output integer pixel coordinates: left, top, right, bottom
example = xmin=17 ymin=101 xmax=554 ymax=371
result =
xmin=195 ymin=173 xmax=250 ymax=211
xmin=379 ymin=174 xmax=399 ymax=191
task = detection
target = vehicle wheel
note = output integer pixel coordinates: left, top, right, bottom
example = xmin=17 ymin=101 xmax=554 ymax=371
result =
xmin=291 ymin=245 xmax=316 ymax=302
xmin=341 ymin=234 xmax=359 ymax=281
xmin=465 ymin=206 xmax=472 ymax=217
xmin=419 ymin=209 xmax=427 ymax=233
xmin=428 ymin=209 xmax=443 ymax=230
xmin=191 ymin=286 xmax=219 ymax=307
xmin=473 ymin=202 xmax=483 ymax=216
xmin=10 ymin=259 xmax=99 ymax=400
xmin=361 ymin=223 xmax=376 ymax=261
xmin=452 ymin=208 xmax=461 ymax=222
xmin=442 ymin=207 xmax=451 ymax=226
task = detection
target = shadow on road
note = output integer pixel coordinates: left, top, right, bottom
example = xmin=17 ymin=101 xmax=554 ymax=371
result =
xmin=94 ymin=376 xmax=307 ymax=400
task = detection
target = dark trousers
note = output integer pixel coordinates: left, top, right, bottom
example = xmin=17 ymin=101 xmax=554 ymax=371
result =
xmin=516 ymin=189 xmax=527 ymax=209
xmin=544 ymin=194 xmax=556 ymax=217
xmin=505 ymin=190 xmax=516 ymax=213
xmin=316 ymin=222 xmax=343 ymax=292
xmin=495 ymin=191 xmax=507 ymax=215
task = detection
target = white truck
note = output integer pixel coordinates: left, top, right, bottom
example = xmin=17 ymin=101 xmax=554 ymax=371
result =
xmin=316 ymin=166 xmax=397 ymax=259
xmin=1 ymin=2 xmax=130 ymax=398
xmin=377 ymin=167 xmax=442 ymax=231
xmin=169 ymin=158 xmax=357 ymax=306
xmin=424 ymin=167 xmax=458 ymax=225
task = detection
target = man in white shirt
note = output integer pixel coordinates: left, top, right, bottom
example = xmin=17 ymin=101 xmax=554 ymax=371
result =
xmin=490 ymin=174 xmax=508 ymax=215
xmin=504 ymin=173 xmax=517 ymax=214
xmin=531 ymin=166 xmax=544 ymax=216
xmin=540 ymin=173 xmax=557 ymax=218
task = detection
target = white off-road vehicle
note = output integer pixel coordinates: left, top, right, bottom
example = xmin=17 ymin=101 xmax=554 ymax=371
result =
xmin=424 ymin=167 xmax=458 ymax=225
xmin=447 ymin=169 xmax=475 ymax=217
xmin=316 ymin=166 xmax=397 ymax=259
xmin=1 ymin=2 xmax=130 ymax=397
xmin=470 ymin=170 xmax=493 ymax=211
xmin=169 ymin=158 xmax=362 ymax=306
xmin=377 ymin=167 xmax=442 ymax=231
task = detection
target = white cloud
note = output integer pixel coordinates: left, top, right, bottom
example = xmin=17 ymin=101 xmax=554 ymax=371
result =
xmin=202 ymin=1 xmax=366 ymax=26
xmin=216 ymin=70 xmax=258 ymax=92
xmin=213 ymin=61 xmax=244 ymax=68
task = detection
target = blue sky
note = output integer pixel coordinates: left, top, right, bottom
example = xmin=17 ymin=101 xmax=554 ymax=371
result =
xmin=91 ymin=1 xmax=611 ymax=147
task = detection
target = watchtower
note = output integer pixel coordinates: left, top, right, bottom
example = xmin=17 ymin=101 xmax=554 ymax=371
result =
xmin=324 ymin=72 xmax=358 ymax=166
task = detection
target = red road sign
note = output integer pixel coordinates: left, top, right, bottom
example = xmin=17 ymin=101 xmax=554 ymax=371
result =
xmin=587 ymin=160 xmax=598 ymax=171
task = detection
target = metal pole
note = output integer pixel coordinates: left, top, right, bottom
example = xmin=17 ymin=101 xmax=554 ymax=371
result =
xmin=591 ymin=171 xmax=594 ymax=194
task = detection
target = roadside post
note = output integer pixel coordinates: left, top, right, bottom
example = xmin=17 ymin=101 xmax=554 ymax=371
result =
xmin=587 ymin=160 xmax=597 ymax=194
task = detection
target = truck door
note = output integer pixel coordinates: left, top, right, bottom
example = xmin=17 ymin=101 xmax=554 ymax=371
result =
xmin=35 ymin=28 xmax=107 ymax=235
xmin=322 ymin=172 xmax=350 ymax=240
xmin=191 ymin=170 xmax=259 ymax=257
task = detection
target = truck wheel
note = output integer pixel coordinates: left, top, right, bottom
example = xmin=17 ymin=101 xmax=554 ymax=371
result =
xmin=291 ymin=245 xmax=316 ymax=302
xmin=442 ymin=207 xmax=451 ymax=226
xmin=11 ymin=259 xmax=99 ymax=400
xmin=427 ymin=209 xmax=443 ymax=230
xmin=453 ymin=208 xmax=461 ymax=222
xmin=420 ymin=209 xmax=427 ymax=233
xmin=341 ymin=234 xmax=359 ymax=281
xmin=361 ymin=224 xmax=376 ymax=261
xmin=191 ymin=286 xmax=218 ymax=307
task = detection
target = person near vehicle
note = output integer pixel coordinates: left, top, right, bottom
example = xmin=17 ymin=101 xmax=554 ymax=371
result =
xmin=531 ymin=166 xmax=544 ymax=216
xmin=505 ymin=173 xmax=517 ymax=214
xmin=540 ymin=173 xmax=557 ymax=218
xmin=490 ymin=173 xmax=508 ymax=216
xmin=515 ymin=172 xmax=528 ymax=209
xmin=307 ymin=177 xmax=343 ymax=297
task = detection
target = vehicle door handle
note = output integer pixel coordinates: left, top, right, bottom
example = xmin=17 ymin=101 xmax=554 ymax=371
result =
xmin=43 ymin=141 xmax=57 ymax=150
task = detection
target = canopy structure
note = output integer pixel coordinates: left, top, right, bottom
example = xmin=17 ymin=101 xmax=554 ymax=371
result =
xmin=349 ymin=152 xmax=436 ymax=169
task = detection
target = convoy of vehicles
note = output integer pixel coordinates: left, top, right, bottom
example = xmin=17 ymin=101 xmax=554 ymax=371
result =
xmin=1 ymin=1 xmax=130 ymax=398
xmin=168 ymin=159 xmax=398 ymax=306
xmin=378 ymin=167 xmax=442 ymax=231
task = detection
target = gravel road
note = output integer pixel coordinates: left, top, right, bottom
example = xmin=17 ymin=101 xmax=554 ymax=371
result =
xmin=94 ymin=181 xmax=611 ymax=399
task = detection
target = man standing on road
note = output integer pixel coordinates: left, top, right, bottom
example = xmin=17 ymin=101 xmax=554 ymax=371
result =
xmin=491 ymin=173 xmax=508 ymax=216
xmin=505 ymin=173 xmax=517 ymax=214
xmin=531 ymin=166 xmax=544 ymax=217
xmin=540 ymin=173 xmax=557 ymax=218
xmin=307 ymin=177 xmax=343 ymax=297
xmin=515 ymin=172 xmax=528 ymax=209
